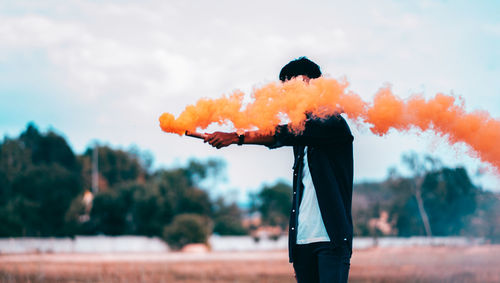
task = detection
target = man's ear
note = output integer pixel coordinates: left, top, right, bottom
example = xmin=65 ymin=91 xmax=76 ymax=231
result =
xmin=298 ymin=75 xmax=311 ymax=83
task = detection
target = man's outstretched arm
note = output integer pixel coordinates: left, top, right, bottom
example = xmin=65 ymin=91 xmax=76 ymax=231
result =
xmin=204 ymin=130 xmax=275 ymax=149
xmin=204 ymin=114 xmax=353 ymax=149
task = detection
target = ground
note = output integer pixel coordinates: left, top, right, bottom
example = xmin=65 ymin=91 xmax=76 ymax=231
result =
xmin=1 ymin=245 xmax=499 ymax=283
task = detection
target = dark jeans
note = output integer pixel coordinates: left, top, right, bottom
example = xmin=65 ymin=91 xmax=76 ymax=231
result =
xmin=292 ymin=242 xmax=351 ymax=283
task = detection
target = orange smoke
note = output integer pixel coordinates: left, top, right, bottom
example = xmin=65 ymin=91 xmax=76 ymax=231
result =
xmin=159 ymin=77 xmax=500 ymax=172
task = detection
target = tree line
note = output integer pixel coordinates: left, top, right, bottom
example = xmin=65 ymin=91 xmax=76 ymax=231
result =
xmin=352 ymin=153 xmax=500 ymax=242
xmin=0 ymin=124 xmax=498 ymax=249
xmin=0 ymin=123 xmax=248 ymax=248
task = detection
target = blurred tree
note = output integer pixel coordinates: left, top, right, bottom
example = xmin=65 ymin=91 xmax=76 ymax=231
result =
xmin=255 ymin=182 xmax=292 ymax=229
xmin=0 ymin=196 xmax=35 ymax=237
xmin=128 ymin=145 xmax=154 ymax=174
xmin=90 ymin=189 xmax=130 ymax=235
xmin=354 ymin=154 xmax=481 ymax=238
xmin=19 ymin=123 xmax=79 ymax=172
xmin=0 ymin=139 xmax=31 ymax=212
xmin=132 ymin=184 xmax=174 ymax=236
xmin=89 ymin=182 xmax=143 ymax=235
xmin=10 ymin=164 xmax=81 ymax=236
xmin=421 ymin=167 xmax=478 ymax=236
xmin=154 ymin=168 xmax=190 ymax=211
xmin=386 ymin=153 xmax=479 ymax=237
xmin=162 ymin=214 xmax=212 ymax=250
xmin=0 ymin=123 xmax=235 ymax=238
xmin=401 ymin=152 xmax=439 ymax=236
xmin=153 ymin=167 xmax=213 ymax=216
xmin=212 ymin=197 xmax=247 ymax=235
xmin=0 ymin=124 xmax=83 ymax=236
xmin=87 ymin=159 xmax=219 ymax=237
xmin=183 ymin=158 xmax=226 ymax=187
xmin=177 ymin=187 xmax=212 ymax=215
xmin=469 ymin=191 xmax=500 ymax=243
xmin=83 ymin=146 xmax=143 ymax=189
xmin=0 ymin=138 xmax=32 ymax=185
xmin=353 ymin=180 xmax=397 ymax=236
xmin=386 ymin=177 xmax=427 ymax=236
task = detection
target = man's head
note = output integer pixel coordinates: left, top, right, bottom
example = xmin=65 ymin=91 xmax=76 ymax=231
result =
xmin=279 ymin=57 xmax=322 ymax=82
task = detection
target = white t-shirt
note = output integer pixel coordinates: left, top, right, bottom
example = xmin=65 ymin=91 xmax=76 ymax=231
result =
xmin=296 ymin=146 xmax=331 ymax=244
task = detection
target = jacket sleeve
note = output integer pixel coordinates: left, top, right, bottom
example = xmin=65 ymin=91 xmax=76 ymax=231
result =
xmin=267 ymin=114 xmax=353 ymax=149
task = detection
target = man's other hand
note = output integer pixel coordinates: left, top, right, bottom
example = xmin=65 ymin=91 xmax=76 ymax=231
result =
xmin=204 ymin=132 xmax=238 ymax=149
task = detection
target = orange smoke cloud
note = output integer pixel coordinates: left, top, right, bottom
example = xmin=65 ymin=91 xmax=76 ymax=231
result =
xmin=159 ymin=77 xmax=500 ymax=172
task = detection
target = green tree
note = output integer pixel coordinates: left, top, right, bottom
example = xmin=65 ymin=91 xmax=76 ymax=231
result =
xmin=177 ymin=187 xmax=212 ymax=215
xmin=89 ymin=183 xmax=141 ymax=235
xmin=421 ymin=167 xmax=478 ymax=236
xmin=353 ymin=154 xmax=481 ymax=238
xmin=401 ymin=152 xmax=438 ymax=236
xmin=183 ymin=159 xmax=226 ymax=187
xmin=19 ymin=124 xmax=79 ymax=172
xmin=212 ymin=198 xmax=247 ymax=235
xmin=0 ymin=138 xmax=31 ymax=186
xmin=163 ymin=214 xmax=212 ymax=250
xmin=10 ymin=164 xmax=81 ymax=236
xmin=353 ymin=181 xmax=397 ymax=237
xmin=83 ymin=146 xmax=144 ymax=188
xmin=386 ymin=155 xmax=479 ymax=237
xmin=470 ymin=191 xmax=500 ymax=242
xmin=0 ymin=123 xmax=245 ymax=239
xmin=153 ymin=167 xmax=212 ymax=216
xmin=386 ymin=177 xmax=427 ymax=236
xmin=132 ymin=184 xmax=174 ymax=236
xmin=0 ymin=124 xmax=84 ymax=237
xmin=0 ymin=196 xmax=36 ymax=236
xmin=256 ymin=182 xmax=292 ymax=229
xmin=90 ymin=190 xmax=130 ymax=235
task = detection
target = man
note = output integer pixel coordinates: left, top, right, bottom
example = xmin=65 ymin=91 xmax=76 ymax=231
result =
xmin=204 ymin=57 xmax=354 ymax=283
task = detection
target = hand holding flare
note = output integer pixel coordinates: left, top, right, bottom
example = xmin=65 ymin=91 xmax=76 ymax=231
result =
xmin=186 ymin=131 xmax=238 ymax=149
xmin=185 ymin=131 xmax=207 ymax=140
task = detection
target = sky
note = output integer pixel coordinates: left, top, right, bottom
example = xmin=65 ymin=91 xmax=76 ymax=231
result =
xmin=1 ymin=0 xmax=499 ymax=201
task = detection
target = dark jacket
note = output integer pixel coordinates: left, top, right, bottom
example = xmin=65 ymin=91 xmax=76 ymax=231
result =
xmin=268 ymin=114 xmax=354 ymax=262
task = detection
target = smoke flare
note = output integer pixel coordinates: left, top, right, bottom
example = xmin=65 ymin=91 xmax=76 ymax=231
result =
xmin=159 ymin=77 xmax=500 ymax=173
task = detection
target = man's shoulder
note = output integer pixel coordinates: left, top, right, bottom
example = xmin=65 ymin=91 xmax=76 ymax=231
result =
xmin=317 ymin=113 xmax=354 ymax=141
xmin=311 ymin=113 xmax=349 ymax=127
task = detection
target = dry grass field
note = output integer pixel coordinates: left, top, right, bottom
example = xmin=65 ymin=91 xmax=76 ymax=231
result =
xmin=1 ymin=245 xmax=499 ymax=283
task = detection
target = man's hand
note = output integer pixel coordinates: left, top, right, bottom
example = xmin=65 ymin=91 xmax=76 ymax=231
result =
xmin=204 ymin=132 xmax=238 ymax=149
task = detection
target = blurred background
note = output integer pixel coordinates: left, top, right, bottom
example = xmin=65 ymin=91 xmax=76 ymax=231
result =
xmin=1 ymin=0 xmax=499 ymax=282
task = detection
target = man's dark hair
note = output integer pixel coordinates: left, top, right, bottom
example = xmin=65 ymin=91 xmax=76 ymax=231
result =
xmin=279 ymin=57 xmax=322 ymax=82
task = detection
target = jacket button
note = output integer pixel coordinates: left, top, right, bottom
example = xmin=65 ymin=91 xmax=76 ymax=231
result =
xmin=293 ymin=192 xmax=296 ymax=195
xmin=344 ymin=238 xmax=347 ymax=241
xmin=292 ymin=209 xmax=295 ymax=213
xmin=291 ymin=227 xmax=295 ymax=230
